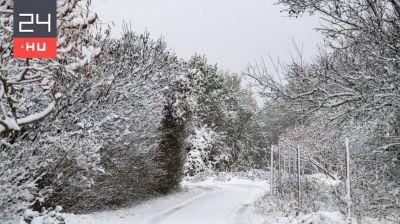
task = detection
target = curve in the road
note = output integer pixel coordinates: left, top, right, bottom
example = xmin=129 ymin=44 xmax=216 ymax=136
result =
xmin=144 ymin=183 xmax=266 ymax=224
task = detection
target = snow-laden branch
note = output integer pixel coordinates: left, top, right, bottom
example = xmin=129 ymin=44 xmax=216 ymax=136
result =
xmin=0 ymin=94 xmax=61 ymax=134
xmin=0 ymin=0 xmax=100 ymax=139
xmin=377 ymin=143 xmax=400 ymax=151
xmin=17 ymin=101 xmax=56 ymax=125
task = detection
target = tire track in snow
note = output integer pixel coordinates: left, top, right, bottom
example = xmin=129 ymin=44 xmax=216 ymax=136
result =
xmin=143 ymin=185 xmax=220 ymax=224
xmin=63 ymin=181 xmax=267 ymax=224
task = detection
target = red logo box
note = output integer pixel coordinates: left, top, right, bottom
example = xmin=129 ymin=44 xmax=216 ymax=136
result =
xmin=13 ymin=37 xmax=57 ymax=58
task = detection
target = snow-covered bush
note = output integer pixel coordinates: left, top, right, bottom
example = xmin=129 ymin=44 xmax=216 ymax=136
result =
xmin=184 ymin=126 xmax=216 ymax=176
xmin=291 ymin=118 xmax=398 ymax=216
xmin=261 ymin=173 xmax=340 ymax=214
xmin=257 ymin=115 xmax=400 ymax=220
xmin=32 ymin=30 xmax=199 ymax=212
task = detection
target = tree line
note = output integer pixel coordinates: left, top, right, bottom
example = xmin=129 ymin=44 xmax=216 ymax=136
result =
xmin=246 ymin=0 xmax=400 ymax=220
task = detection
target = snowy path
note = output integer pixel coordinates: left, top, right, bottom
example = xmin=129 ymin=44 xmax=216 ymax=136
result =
xmin=64 ymin=179 xmax=268 ymax=224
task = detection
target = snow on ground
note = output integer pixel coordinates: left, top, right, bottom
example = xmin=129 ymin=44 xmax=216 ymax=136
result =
xmin=64 ymin=174 xmax=269 ymax=224
xmin=253 ymin=211 xmax=399 ymax=224
xmin=63 ymin=172 xmax=398 ymax=224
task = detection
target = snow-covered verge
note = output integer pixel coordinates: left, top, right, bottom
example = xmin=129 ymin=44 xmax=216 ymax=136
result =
xmin=253 ymin=173 xmax=400 ymax=224
xmin=253 ymin=208 xmax=400 ymax=224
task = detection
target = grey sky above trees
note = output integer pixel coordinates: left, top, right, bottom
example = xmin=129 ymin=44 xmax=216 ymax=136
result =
xmin=92 ymin=0 xmax=323 ymax=73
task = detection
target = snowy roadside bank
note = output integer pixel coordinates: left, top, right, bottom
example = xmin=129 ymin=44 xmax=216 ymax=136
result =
xmin=252 ymin=172 xmax=400 ymax=224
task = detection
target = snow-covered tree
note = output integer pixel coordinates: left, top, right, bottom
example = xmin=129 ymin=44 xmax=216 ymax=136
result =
xmin=0 ymin=0 xmax=100 ymax=222
xmin=245 ymin=0 xmax=400 ymax=219
xmin=247 ymin=0 xmax=400 ymax=146
xmin=0 ymin=0 xmax=99 ymax=136
xmin=184 ymin=55 xmax=266 ymax=175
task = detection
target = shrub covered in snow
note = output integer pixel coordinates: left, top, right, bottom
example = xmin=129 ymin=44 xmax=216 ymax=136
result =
xmin=184 ymin=55 xmax=267 ymax=176
xmin=184 ymin=126 xmax=216 ymax=176
xmin=33 ymin=30 xmax=199 ymax=212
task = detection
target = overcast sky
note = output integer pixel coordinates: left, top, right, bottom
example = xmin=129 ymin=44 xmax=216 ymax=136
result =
xmin=91 ymin=0 xmax=323 ymax=74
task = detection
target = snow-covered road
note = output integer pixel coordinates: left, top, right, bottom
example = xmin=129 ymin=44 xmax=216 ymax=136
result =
xmin=64 ymin=178 xmax=268 ymax=224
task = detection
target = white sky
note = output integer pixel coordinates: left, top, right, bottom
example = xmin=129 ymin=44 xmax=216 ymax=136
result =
xmin=91 ymin=0 xmax=323 ymax=74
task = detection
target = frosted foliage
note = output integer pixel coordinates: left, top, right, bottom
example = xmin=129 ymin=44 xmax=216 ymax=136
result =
xmin=0 ymin=0 xmax=100 ymax=222
xmin=184 ymin=127 xmax=216 ymax=176
xmin=274 ymin=117 xmax=400 ymax=217
xmin=184 ymin=55 xmax=264 ymax=174
xmin=246 ymin=0 xmax=400 ymax=219
xmin=16 ymin=30 xmax=200 ymax=213
xmin=0 ymin=0 xmax=100 ymax=135
xmin=93 ymin=31 xmax=197 ymax=153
